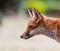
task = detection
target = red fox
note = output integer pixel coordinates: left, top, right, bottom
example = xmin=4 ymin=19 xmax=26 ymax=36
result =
xmin=20 ymin=8 xmax=60 ymax=42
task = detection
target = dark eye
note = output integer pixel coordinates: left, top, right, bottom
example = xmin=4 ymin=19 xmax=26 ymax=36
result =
xmin=29 ymin=26 xmax=34 ymax=29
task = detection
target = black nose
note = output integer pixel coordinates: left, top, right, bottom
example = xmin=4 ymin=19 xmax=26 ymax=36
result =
xmin=20 ymin=35 xmax=23 ymax=38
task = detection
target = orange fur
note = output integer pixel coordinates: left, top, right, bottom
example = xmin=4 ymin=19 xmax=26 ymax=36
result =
xmin=21 ymin=8 xmax=60 ymax=42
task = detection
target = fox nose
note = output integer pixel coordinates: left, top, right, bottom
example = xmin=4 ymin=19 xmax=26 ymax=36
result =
xmin=20 ymin=35 xmax=23 ymax=38
xmin=20 ymin=34 xmax=29 ymax=39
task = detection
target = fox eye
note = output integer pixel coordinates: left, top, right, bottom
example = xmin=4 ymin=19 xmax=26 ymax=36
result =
xmin=29 ymin=26 xmax=34 ymax=29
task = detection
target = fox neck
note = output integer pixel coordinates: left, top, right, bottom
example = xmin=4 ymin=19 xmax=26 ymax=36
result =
xmin=39 ymin=14 xmax=47 ymax=27
xmin=38 ymin=15 xmax=57 ymax=39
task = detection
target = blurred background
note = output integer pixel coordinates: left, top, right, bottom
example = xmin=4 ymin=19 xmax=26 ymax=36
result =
xmin=0 ymin=0 xmax=60 ymax=51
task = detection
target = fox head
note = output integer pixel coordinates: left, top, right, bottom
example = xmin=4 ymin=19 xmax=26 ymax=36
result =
xmin=20 ymin=8 xmax=44 ymax=39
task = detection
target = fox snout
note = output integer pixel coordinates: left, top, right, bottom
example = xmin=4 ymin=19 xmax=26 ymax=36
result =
xmin=20 ymin=33 xmax=33 ymax=39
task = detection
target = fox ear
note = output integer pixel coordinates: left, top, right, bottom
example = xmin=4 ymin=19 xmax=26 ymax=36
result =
xmin=27 ymin=8 xmax=38 ymax=18
xmin=27 ymin=8 xmax=33 ymax=17
xmin=32 ymin=9 xmax=42 ymax=23
xmin=27 ymin=8 xmax=42 ymax=22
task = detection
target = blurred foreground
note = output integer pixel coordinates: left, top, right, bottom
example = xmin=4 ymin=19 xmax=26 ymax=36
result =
xmin=0 ymin=11 xmax=60 ymax=51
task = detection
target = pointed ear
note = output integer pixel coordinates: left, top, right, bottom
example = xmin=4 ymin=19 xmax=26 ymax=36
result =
xmin=32 ymin=9 xmax=42 ymax=23
xmin=27 ymin=8 xmax=42 ymax=23
xmin=27 ymin=8 xmax=33 ymax=17
xmin=27 ymin=8 xmax=37 ymax=18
